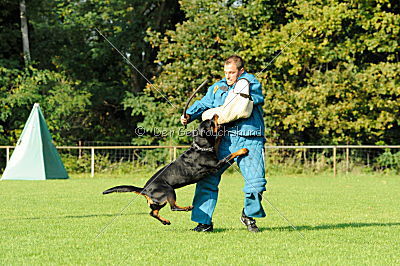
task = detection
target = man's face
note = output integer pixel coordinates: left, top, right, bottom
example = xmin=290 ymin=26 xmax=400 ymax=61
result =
xmin=224 ymin=63 xmax=244 ymax=86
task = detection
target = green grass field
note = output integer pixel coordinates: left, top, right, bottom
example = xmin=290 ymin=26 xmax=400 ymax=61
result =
xmin=1 ymin=170 xmax=399 ymax=264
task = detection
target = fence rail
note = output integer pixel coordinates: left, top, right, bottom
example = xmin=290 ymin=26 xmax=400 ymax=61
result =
xmin=1 ymin=145 xmax=400 ymax=177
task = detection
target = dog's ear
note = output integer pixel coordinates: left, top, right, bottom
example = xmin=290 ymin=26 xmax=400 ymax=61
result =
xmin=212 ymin=114 xmax=219 ymax=123
xmin=212 ymin=114 xmax=219 ymax=133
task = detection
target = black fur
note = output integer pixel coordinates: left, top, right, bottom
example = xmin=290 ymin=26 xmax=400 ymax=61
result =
xmin=103 ymin=116 xmax=248 ymax=225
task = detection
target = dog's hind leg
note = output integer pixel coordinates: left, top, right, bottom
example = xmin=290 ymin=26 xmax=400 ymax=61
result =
xmin=166 ymin=189 xmax=193 ymax=211
xmin=149 ymin=203 xmax=171 ymax=225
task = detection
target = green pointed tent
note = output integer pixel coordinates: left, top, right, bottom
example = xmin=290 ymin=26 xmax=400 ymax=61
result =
xmin=1 ymin=103 xmax=68 ymax=180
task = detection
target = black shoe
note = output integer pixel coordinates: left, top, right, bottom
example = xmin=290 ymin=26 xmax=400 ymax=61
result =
xmin=191 ymin=223 xmax=213 ymax=232
xmin=240 ymin=209 xmax=260 ymax=233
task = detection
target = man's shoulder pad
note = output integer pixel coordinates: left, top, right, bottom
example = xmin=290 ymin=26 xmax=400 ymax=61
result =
xmin=212 ymin=80 xmax=228 ymax=93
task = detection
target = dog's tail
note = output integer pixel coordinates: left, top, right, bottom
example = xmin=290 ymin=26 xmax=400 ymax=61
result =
xmin=102 ymin=185 xmax=145 ymax=195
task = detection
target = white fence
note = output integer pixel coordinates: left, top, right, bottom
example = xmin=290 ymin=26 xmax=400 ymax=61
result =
xmin=265 ymin=145 xmax=400 ymax=176
xmin=0 ymin=145 xmax=189 ymax=177
xmin=1 ymin=145 xmax=400 ymax=177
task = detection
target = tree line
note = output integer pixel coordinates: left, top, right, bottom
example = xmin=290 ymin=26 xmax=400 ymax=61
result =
xmin=0 ymin=0 xmax=399 ymax=146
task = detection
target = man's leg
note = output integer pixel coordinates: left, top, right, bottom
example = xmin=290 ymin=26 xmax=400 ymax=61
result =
xmin=237 ymin=136 xmax=266 ymax=217
xmin=191 ymin=136 xmax=232 ymax=227
xmin=244 ymin=193 xmax=265 ymax=217
xmin=236 ymin=136 xmax=266 ymax=232
xmin=190 ymin=171 xmax=222 ymax=226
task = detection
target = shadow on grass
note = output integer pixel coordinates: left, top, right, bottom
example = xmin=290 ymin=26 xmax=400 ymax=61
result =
xmin=260 ymin=222 xmax=400 ymax=232
xmin=194 ymin=222 xmax=400 ymax=234
xmin=6 ymin=212 xmax=149 ymax=220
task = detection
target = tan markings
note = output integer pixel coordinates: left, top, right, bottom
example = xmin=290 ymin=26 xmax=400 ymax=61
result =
xmin=172 ymin=203 xmax=194 ymax=211
xmin=213 ymin=114 xmax=219 ymax=134
xmin=213 ymin=114 xmax=221 ymax=153
xmin=145 ymin=195 xmax=154 ymax=205
xmin=151 ymin=209 xmax=171 ymax=225
xmin=228 ymin=148 xmax=249 ymax=160
xmin=167 ymin=197 xmax=193 ymax=211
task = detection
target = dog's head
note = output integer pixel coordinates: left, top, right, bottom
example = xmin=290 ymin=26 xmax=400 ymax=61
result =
xmin=199 ymin=114 xmax=219 ymax=136
xmin=189 ymin=114 xmax=220 ymax=147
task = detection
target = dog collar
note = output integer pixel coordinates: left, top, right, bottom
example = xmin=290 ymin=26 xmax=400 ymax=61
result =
xmin=192 ymin=142 xmax=214 ymax=152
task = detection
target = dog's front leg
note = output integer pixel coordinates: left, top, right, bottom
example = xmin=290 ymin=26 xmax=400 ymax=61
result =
xmin=170 ymin=204 xmax=194 ymax=211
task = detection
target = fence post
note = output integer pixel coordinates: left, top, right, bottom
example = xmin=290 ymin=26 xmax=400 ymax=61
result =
xmin=78 ymin=140 xmax=82 ymax=159
xmin=173 ymin=146 xmax=177 ymax=161
xmin=6 ymin=147 xmax=10 ymax=165
xmin=333 ymin=146 xmax=337 ymax=177
xmin=91 ymin=147 xmax=95 ymax=177
xmin=346 ymin=146 xmax=349 ymax=174
xmin=169 ymin=139 xmax=173 ymax=162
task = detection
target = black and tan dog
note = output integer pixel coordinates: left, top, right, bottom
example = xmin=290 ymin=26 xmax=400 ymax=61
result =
xmin=103 ymin=115 xmax=248 ymax=225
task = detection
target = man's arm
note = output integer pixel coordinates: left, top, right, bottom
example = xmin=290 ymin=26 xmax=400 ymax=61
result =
xmin=202 ymin=79 xmax=253 ymax=124
xmin=184 ymin=84 xmax=216 ymax=123
xmin=247 ymin=77 xmax=264 ymax=106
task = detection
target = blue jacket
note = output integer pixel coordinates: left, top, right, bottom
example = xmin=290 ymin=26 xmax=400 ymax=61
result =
xmin=186 ymin=72 xmax=265 ymax=136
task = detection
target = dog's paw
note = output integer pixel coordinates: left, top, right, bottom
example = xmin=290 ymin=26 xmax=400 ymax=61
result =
xmin=186 ymin=205 xmax=194 ymax=211
xmin=163 ymin=220 xmax=171 ymax=225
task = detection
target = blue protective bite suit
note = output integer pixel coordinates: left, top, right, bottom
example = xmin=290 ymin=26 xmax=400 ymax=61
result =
xmin=186 ymin=72 xmax=266 ymax=225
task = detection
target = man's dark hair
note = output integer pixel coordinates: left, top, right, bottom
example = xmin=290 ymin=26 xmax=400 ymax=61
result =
xmin=224 ymin=55 xmax=245 ymax=70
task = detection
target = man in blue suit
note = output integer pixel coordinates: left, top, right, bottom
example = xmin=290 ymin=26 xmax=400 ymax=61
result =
xmin=181 ymin=55 xmax=266 ymax=232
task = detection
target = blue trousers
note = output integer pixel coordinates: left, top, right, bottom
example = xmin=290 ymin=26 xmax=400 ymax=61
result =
xmin=191 ymin=135 xmax=266 ymax=225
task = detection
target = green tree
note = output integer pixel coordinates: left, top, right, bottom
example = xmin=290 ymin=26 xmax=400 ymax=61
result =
xmin=0 ymin=66 xmax=90 ymax=144
xmin=0 ymin=0 xmax=184 ymax=143
xmin=262 ymin=0 xmax=400 ymax=144
xmin=125 ymin=0 xmax=286 ymax=145
xmin=0 ymin=0 xmax=23 ymax=68
xmin=126 ymin=0 xmax=400 ymax=145
xmin=28 ymin=0 xmax=184 ymax=141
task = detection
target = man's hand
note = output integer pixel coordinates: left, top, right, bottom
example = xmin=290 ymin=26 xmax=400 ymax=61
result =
xmin=181 ymin=114 xmax=190 ymax=126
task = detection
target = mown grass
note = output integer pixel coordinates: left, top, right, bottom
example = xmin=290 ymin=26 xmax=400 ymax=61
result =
xmin=1 ymin=170 xmax=399 ymax=265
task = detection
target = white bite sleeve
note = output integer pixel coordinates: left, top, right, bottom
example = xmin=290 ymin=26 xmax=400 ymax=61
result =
xmin=233 ymin=79 xmax=250 ymax=95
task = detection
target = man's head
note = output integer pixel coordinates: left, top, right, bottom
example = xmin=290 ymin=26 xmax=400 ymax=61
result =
xmin=224 ymin=55 xmax=245 ymax=86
